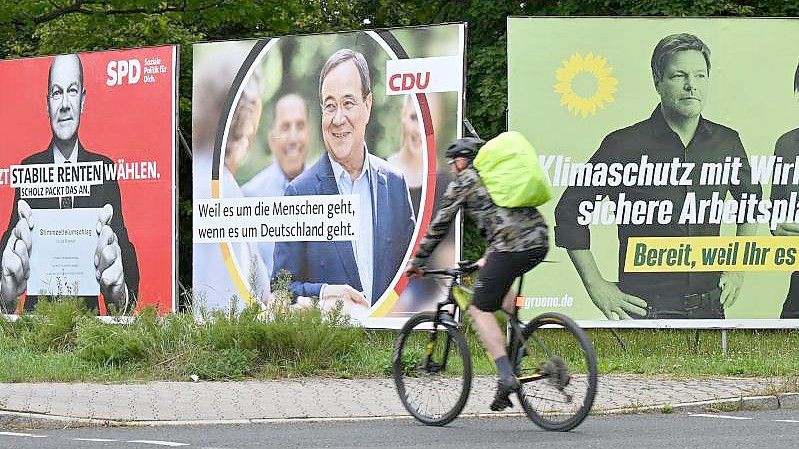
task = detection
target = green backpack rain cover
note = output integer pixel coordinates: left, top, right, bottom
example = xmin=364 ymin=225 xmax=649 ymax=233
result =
xmin=473 ymin=131 xmax=552 ymax=208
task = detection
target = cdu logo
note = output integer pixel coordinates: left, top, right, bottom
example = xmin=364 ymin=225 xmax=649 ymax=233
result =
xmin=385 ymin=56 xmax=462 ymax=96
xmin=389 ymin=71 xmax=431 ymax=93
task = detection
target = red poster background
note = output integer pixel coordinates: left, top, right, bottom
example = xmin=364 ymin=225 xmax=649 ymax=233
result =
xmin=0 ymin=46 xmax=176 ymax=312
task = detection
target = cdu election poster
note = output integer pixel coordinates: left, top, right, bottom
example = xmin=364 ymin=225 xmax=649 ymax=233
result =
xmin=508 ymin=17 xmax=799 ymax=328
xmin=192 ymin=24 xmax=465 ymax=328
xmin=0 ymin=46 xmax=177 ymax=317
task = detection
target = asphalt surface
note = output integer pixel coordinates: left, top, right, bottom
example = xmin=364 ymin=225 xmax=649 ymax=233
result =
xmin=2 ymin=410 xmax=799 ymax=449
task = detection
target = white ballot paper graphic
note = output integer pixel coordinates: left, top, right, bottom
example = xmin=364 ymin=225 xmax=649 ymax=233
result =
xmin=28 ymin=208 xmax=101 ymax=297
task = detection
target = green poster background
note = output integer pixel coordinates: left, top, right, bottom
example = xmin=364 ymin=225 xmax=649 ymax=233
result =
xmin=508 ymin=17 xmax=799 ymax=324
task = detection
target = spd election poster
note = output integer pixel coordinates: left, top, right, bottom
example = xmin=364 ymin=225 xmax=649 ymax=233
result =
xmin=508 ymin=17 xmax=799 ymax=328
xmin=0 ymin=46 xmax=177 ymax=317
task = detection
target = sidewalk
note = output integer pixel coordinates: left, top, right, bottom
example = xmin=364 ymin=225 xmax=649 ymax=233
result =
xmin=1 ymin=375 xmax=797 ymax=428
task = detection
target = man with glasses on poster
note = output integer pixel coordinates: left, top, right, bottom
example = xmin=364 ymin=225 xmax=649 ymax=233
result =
xmin=273 ymin=49 xmax=415 ymax=313
xmin=555 ymin=33 xmax=761 ymax=320
xmin=0 ymin=54 xmax=139 ymax=314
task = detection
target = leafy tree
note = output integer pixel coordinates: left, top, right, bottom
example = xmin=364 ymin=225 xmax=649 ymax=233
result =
xmin=0 ymin=0 xmax=796 ymax=303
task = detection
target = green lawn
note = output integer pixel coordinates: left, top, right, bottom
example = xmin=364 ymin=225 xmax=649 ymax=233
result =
xmin=2 ymin=299 xmax=799 ymax=383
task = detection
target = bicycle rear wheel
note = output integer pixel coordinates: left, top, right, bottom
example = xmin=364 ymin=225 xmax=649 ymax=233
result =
xmin=515 ymin=312 xmax=597 ymax=431
xmin=392 ymin=311 xmax=472 ymax=426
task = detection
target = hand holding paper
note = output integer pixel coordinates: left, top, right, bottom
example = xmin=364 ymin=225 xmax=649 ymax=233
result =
xmin=95 ymin=204 xmax=127 ymax=307
xmin=1 ymin=200 xmax=33 ymax=303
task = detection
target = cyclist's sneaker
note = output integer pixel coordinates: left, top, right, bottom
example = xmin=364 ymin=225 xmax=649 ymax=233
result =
xmin=490 ymin=377 xmax=520 ymax=411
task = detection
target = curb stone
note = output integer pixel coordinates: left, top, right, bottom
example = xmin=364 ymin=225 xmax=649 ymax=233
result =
xmin=0 ymin=410 xmax=113 ymax=430
xmin=777 ymin=392 xmax=799 ymax=409
xmin=3 ymin=393 xmax=799 ymax=430
xmin=601 ymin=393 xmax=799 ymax=416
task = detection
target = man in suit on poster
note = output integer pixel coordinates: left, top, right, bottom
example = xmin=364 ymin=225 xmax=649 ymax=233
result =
xmin=0 ymin=54 xmax=139 ymax=314
xmin=273 ymin=49 xmax=415 ymax=311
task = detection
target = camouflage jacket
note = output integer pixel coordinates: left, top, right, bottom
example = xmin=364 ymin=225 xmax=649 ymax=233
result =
xmin=411 ymin=167 xmax=548 ymax=265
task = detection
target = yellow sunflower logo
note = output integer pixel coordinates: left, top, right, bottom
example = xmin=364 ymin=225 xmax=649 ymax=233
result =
xmin=554 ymin=53 xmax=618 ymax=118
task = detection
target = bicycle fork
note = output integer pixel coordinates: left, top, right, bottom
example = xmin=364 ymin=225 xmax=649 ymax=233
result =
xmin=423 ymin=302 xmax=457 ymax=373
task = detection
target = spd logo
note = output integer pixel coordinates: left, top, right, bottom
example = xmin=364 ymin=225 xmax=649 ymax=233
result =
xmin=106 ymin=59 xmax=141 ymax=86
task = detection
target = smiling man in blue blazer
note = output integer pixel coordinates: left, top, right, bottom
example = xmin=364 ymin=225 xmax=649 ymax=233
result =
xmin=273 ymin=49 xmax=415 ymax=310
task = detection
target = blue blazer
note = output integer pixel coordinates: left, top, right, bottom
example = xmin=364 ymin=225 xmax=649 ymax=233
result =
xmin=273 ymin=152 xmax=415 ymax=305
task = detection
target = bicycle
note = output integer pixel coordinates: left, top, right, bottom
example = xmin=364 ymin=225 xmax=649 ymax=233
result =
xmin=392 ymin=261 xmax=598 ymax=429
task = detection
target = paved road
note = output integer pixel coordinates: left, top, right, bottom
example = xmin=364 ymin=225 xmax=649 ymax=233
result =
xmin=2 ymin=410 xmax=799 ymax=448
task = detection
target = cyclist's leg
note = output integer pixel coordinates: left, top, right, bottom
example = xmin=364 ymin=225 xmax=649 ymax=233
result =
xmin=469 ymin=252 xmax=519 ymax=359
xmin=501 ymin=287 xmax=517 ymax=314
xmin=468 ymin=306 xmax=507 ymax=358
xmin=469 ymin=252 xmax=529 ymax=410
xmin=473 ymin=247 xmax=549 ymax=339
xmin=471 ymin=247 xmax=550 ymax=410
xmin=469 ymin=309 xmax=517 ymax=411
xmin=471 ymin=277 xmax=522 ymax=357
xmin=506 ymin=247 xmax=548 ymax=315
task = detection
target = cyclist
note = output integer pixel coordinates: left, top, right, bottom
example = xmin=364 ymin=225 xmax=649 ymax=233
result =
xmin=405 ymin=137 xmax=549 ymax=411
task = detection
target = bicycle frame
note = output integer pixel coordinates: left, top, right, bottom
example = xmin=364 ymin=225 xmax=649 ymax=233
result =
xmin=421 ymin=266 xmax=556 ymax=385
xmin=397 ymin=263 xmax=597 ymax=430
xmin=507 ymin=312 xmax=549 ymax=384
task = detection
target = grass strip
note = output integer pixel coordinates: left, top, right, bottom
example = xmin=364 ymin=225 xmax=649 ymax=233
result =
xmin=2 ymin=298 xmax=799 ymax=382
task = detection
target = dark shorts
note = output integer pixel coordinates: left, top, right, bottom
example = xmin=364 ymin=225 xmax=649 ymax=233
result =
xmin=472 ymin=247 xmax=548 ymax=312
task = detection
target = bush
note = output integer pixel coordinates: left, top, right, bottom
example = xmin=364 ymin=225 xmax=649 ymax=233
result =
xmin=202 ymin=304 xmax=265 ymax=352
xmin=75 ymin=317 xmax=150 ymax=366
xmin=187 ymin=348 xmax=257 ymax=380
xmin=0 ymin=314 xmax=11 ymax=336
xmin=29 ymin=297 xmax=93 ymax=350
xmin=257 ymin=304 xmax=364 ymax=373
xmin=2 ymin=278 xmax=370 ymax=380
xmin=190 ymin=298 xmax=365 ymax=376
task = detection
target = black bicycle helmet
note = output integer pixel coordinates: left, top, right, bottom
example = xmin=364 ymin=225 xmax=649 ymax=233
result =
xmin=444 ymin=137 xmax=485 ymax=160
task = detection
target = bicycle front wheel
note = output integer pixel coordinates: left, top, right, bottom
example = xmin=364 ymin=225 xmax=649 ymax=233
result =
xmin=392 ymin=311 xmax=472 ymax=426
xmin=515 ymin=312 xmax=597 ymax=431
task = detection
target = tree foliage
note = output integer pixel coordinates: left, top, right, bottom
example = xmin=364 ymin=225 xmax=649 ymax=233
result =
xmin=0 ymin=0 xmax=796 ymax=295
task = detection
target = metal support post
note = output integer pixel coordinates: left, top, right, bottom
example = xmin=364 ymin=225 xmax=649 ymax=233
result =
xmin=721 ymin=329 xmax=728 ymax=355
